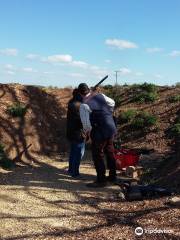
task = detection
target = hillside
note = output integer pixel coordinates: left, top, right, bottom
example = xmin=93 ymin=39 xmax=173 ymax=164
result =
xmin=109 ymin=84 xmax=180 ymax=153
xmin=0 ymin=83 xmax=180 ymax=240
xmin=0 ymin=83 xmax=72 ymax=161
xmin=0 ymin=83 xmax=179 ymax=162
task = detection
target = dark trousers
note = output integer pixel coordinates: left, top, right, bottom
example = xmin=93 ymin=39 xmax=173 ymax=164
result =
xmin=91 ymin=138 xmax=117 ymax=182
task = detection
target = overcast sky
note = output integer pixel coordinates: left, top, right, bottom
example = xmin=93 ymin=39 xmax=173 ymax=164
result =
xmin=0 ymin=0 xmax=180 ymax=87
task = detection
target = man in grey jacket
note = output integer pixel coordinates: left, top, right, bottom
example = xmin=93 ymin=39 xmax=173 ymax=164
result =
xmin=78 ymin=83 xmax=117 ymax=187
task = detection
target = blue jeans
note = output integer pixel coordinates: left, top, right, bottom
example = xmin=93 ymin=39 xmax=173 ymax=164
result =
xmin=68 ymin=142 xmax=85 ymax=177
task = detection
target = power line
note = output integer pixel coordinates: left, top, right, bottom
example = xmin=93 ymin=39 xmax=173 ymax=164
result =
xmin=115 ymin=70 xmax=120 ymax=85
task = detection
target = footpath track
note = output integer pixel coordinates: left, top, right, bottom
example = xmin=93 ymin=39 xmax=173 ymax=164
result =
xmin=0 ymin=155 xmax=179 ymax=240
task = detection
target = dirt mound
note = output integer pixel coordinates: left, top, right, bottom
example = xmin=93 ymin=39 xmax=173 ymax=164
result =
xmin=115 ymin=86 xmax=180 ymax=153
xmin=140 ymin=151 xmax=180 ymax=191
xmin=0 ymin=84 xmax=72 ymax=161
xmin=0 ymin=83 xmax=179 ymax=163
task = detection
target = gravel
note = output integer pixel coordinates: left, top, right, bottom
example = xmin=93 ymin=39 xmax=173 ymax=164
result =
xmin=0 ymin=155 xmax=179 ymax=240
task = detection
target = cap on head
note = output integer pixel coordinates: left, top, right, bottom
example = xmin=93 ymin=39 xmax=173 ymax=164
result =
xmin=78 ymin=83 xmax=90 ymax=96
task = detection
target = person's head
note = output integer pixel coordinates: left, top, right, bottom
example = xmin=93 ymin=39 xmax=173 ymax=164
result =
xmin=77 ymin=83 xmax=90 ymax=96
xmin=72 ymin=88 xmax=83 ymax=102
xmin=72 ymin=88 xmax=79 ymax=98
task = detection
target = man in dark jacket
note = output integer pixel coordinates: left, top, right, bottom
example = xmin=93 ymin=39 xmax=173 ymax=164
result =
xmin=78 ymin=83 xmax=117 ymax=187
xmin=66 ymin=89 xmax=85 ymax=177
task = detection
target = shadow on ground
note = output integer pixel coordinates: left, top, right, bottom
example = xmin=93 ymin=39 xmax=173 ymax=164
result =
xmin=0 ymin=84 xmax=70 ymax=164
xmin=0 ymin=156 xmax=179 ymax=240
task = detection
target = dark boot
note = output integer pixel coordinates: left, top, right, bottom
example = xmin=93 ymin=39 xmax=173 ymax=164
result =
xmin=106 ymin=175 xmax=117 ymax=183
xmin=86 ymin=180 xmax=107 ymax=188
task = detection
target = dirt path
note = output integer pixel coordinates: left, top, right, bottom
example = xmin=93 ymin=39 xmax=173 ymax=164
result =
xmin=0 ymin=155 xmax=179 ymax=240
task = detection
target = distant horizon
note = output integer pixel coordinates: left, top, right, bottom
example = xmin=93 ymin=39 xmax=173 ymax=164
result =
xmin=1 ymin=80 xmax=179 ymax=89
xmin=1 ymin=0 xmax=180 ymax=87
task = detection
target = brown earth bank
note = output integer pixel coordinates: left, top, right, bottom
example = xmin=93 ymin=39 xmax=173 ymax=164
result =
xmin=0 ymin=83 xmax=72 ymax=161
xmin=0 ymin=83 xmax=179 ymax=239
xmin=0 ymin=83 xmax=179 ymax=188
xmin=0 ymin=83 xmax=179 ymax=159
xmin=113 ymin=86 xmax=180 ymax=153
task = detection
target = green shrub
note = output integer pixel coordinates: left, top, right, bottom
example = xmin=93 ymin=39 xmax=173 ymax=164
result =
xmin=114 ymin=95 xmax=122 ymax=107
xmin=105 ymin=87 xmax=122 ymax=107
xmin=133 ymin=92 xmax=158 ymax=103
xmin=131 ymin=112 xmax=158 ymax=129
xmin=120 ymin=109 xmax=137 ymax=123
xmin=0 ymin=143 xmax=14 ymax=169
xmin=131 ymin=117 xmax=145 ymax=128
xmin=168 ymin=95 xmax=180 ymax=103
xmin=141 ymin=83 xmax=157 ymax=92
xmin=103 ymin=84 xmax=113 ymax=90
xmin=131 ymin=82 xmax=158 ymax=103
xmin=175 ymin=82 xmax=180 ymax=88
xmin=130 ymin=83 xmax=157 ymax=92
xmin=7 ymin=102 xmax=27 ymax=117
xmin=171 ymin=123 xmax=180 ymax=136
xmin=0 ymin=143 xmax=4 ymax=153
xmin=130 ymin=83 xmax=141 ymax=90
xmin=145 ymin=114 xmax=158 ymax=126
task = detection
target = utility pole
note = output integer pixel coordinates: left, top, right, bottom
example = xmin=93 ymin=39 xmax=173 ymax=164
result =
xmin=115 ymin=70 xmax=120 ymax=85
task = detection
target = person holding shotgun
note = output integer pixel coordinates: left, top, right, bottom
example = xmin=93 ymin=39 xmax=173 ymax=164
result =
xmin=78 ymin=76 xmax=117 ymax=187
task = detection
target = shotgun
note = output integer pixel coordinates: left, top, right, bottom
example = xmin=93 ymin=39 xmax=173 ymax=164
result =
xmin=92 ymin=75 xmax=108 ymax=91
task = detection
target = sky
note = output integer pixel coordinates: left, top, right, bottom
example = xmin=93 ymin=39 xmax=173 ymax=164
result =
xmin=0 ymin=0 xmax=180 ymax=87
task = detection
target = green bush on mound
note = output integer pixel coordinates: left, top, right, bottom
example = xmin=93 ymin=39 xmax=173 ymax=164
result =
xmin=131 ymin=82 xmax=158 ymax=103
xmin=105 ymin=86 xmax=122 ymax=107
xmin=0 ymin=143 xmax=14 ymax=169
xmin=168 ymin=95 xmax=180 ymax=103
xmin=131 ymin=83 xmax=157 ymax=92
xmin=0 ymin=143 xmax=4 ymax=153
xmin=7 ymin=102 xmax=27 ymax=118
xmin=103 ymin=84 xmax=113 ymax=90
xmin=175 ymin=82 xmax=180 ymax=88
xmin=141 ymin=83 xmax=157 ymax=92
xmin=171 ymin=123 xmax=180 ymax=136
xmin=131 ymin=111 xmax=158 ymax=129
xmin=133 ymin=92 xmax=158 ymax=103
xmin=119 ymin=109 xmax=137 ymax=123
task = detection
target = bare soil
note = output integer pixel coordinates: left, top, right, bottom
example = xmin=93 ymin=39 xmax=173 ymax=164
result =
xmin=0 ymin=154 xmax=179 ymax=240
xmin=0 ymin=83 xmax=179 ymax=161
xmin=0 ymin=83 xmax=180 ymax=239
xmin=0 ymin=84 xmax=72 ymax=160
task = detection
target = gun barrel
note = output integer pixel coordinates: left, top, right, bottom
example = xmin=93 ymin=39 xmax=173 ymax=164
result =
xmin=94 ymin=75 xmax=108 ymax=89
